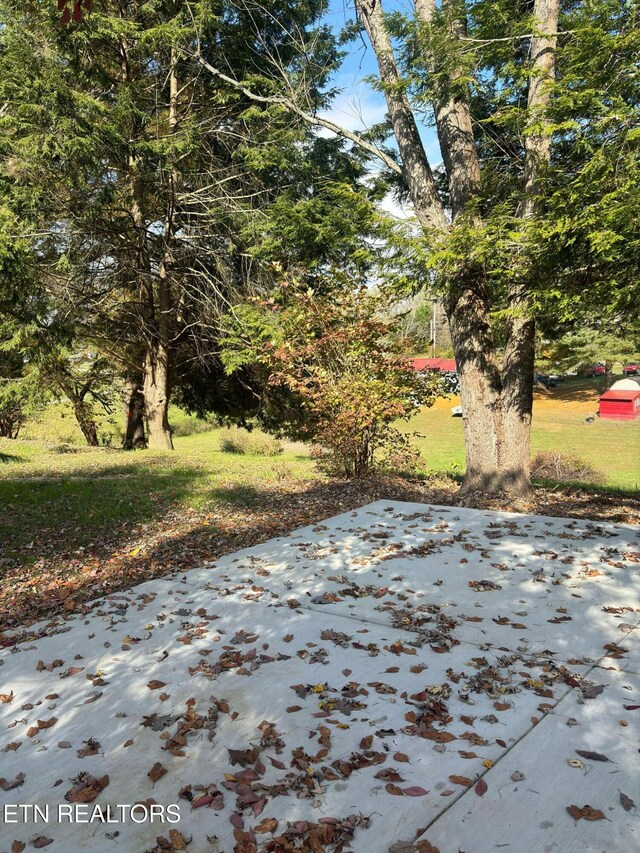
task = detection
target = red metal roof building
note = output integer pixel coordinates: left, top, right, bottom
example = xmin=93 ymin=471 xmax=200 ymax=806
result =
xmin=411 ymin=357 xmax=457 ymax=373
xmin=598 ymin=389 xmax=640 ymax=420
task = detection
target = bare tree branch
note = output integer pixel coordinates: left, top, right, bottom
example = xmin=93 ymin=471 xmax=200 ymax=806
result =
xmin=192 ymin=50 xmax=404 ymax=176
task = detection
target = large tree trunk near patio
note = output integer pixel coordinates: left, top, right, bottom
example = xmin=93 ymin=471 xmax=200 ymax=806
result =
xmin=445 ymin=273 xmax=534 ymax=498
xmin=142 ymin=47 xmax=177 ymax=453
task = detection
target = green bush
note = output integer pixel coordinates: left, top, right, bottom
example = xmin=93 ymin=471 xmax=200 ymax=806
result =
xmin=219 ymin=426 xmax=283 ymax=456
xmin=169 ymin=408 xmax=213 ymax=437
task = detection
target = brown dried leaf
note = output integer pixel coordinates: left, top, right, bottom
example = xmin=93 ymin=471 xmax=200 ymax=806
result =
xmin=148 ymin=762 xmax=167 ymax=784
xmin=575 ymin=750 xmax=610 ymax=762
xmin=0 ymin=772 xmax=25 ymax=791
xmin=620 ymin=791 xmax=635 ymax=812
xmin=254 ymin=817 xmax=278 ymax=834
xmin=448 ymin=775 xmax=472 ymax=787
xmin=416 ymin=842 xmax=440 ymax=853
xmin=168 ymin=829 xmax=188 ymax=850
xmin=567 ymin=804 xmax=607 ymax=822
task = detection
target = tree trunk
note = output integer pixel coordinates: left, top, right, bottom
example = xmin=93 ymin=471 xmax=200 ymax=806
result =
xmin=143 ymin=341 xmax=173 ymax=450
xmin=142 ymin=44 xmax=177 ymax=453
xmin=123 ymin=380 xmax=146 ymax=449
xmin=74 ymin=403 xmax=100 ymax=447
xmin=498 ymin=0 xmax=560 ymax=496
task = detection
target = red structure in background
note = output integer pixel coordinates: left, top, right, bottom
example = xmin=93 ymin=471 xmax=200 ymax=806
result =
xmin=598 ymin=389 xmax=640 ymax=420
xmin=411 ymin=357 xmax=457 ymax=373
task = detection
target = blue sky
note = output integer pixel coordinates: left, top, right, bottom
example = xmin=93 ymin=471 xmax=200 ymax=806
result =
xmin=318 ymin=0 xmax=442 ymax=183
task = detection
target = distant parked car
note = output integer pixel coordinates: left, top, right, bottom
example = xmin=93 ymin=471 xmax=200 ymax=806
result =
xmin=623 ymin=363 xmax=640 ymax=375
xmin=534 ymin=373 xmax=558 ymax=389
xmin=584 ymin=364 xmax=606 ymax=377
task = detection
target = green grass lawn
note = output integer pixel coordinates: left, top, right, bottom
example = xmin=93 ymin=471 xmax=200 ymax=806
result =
xmin=2 ymin=388 xmax=637 ymax=572
xmin=0 ymin=429 xmax=316 ymax=565
xmin=407 ymin=391 xmax=640 ymax=491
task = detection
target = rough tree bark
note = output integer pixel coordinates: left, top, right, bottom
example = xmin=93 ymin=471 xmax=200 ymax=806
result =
xmin=72 ymin=400 xmax=100 ymax=447
xmin=123 ymin=379 xmax=146 ymax=449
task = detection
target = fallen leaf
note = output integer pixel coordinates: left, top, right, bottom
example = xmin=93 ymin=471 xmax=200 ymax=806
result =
xmin=148 ymin=763 xmax=167 ymax=784
xmin=620 ymin=791 xmax=635 ymax=812
xmin=474 ymin=777 xmax=488 ymax=796
xmin=65 ymin=773 xmax=109 ymax=803
xmin=582 ymin=684 xmax=606 ymax=699
xmin=416 ymin=842 xmax=440 ymax=853
xmin=448 ymin=775 xmax=472 ymax=787
xmin=566 ymin=804 xmax=606 ymax=822
xmin=575 ymin=750 xmax=610 ymax=762
xmin=147 ymin=680 xmax=166 ymax=690
xmin=168 ymin=829 xmax=188 ymax=850
xmin=403 ymin=786 xmax=428 ymax=796
xmin=0 ymin=772 xmax=25 ymax=791
xmin=254 ymin=817 xmax=278 ymax=834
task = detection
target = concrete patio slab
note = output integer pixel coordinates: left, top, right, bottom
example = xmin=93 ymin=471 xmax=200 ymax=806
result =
xmin=0 ymin=501 xmax=638 ymax=853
